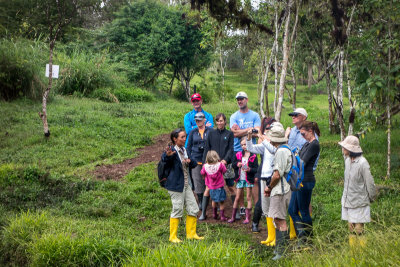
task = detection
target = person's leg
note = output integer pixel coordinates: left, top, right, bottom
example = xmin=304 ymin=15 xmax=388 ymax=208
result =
xmin=228 ymin=187 xmax=242 ymax=223
xmin=192 ymin=165 xmax=205 ymax=209
xmin=184 ymin=186 xmax=203 ymax=240
xmin=220 ymin=201 xmax=227 ymax=221
xmin=212 ymin=200 xmax=218 ymax=219
xmin=252 ymin=178 xmax=259 ymax=206
xmin=199 ymin=187 xmax=210 ymax=221
xmin=260 ymin=180 xmax=275 ymax=245
xmin=297 ymin=182 xmax=315 ymax=227
xmin=243 ymin=187 xmax=252 ymax=224
xmin=168 ymin=190 xmax=184 ymax=243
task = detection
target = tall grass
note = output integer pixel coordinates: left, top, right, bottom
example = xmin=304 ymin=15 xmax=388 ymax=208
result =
xmin=0 ymin=38 xmax=47 ymax=100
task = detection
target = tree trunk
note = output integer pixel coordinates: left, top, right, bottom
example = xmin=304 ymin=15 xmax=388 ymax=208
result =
xmin=273 ymin=6 xmax=279 ymax=113
xmin=260 ymin=42 xmax=277 ymax=118
xmin=179 ymin=71 xmax=191 ymax=101
xmin=322 ymin=50 xmax=336 ymax=134
xmin=39 ymin=39 xmax=55 ymax=138
xmin=219 ymin=47 xmax=225 ymax=86
xmin=386 ymin=21 xmax=392 ymax=180
xmin=291 ymin=66 xmax=297 ymax=110
xmin=275 ymin=0 xmax=293 ymax=122
xmin=307 ymin=61 xmax=313 ymax=90
xmin=336 ymin=50 xmax=346 ymax=141
xmin=346 ymin=59 xmax=355 ymax=135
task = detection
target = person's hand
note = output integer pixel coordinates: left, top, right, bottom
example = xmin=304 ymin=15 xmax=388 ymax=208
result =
xmin=264 ymin=186 xmax=271 ymax=197
xmin=254 ymin=177 xmax=259 ymax=183
xmin=231 ymin=124 xmax=239 ymax=130
xmin=165 ymin=146 xmax=176 ymax=156
xmin=183 ymin=158 xmax=191 ymax=164
xmin=237 ymin=162 xmax=242 ymax=168
xmin=247 ymin=129 xmax=253 ymax=140
xmin=221 ymin=160 xmax=227 ymax=165
xmin=206 ymin=122 xmax=212 ymax=127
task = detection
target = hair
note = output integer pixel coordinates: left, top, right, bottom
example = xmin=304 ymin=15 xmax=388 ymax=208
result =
xmin=215 ymin=113 xmax=226 ymax=122
xmin=170 ymin=128 xmax=184 ymax=145
xmin=240 ymin=136 xmax=247 ymax=143
xmin=205 ymin=150 xmax=220 ymax=164
xmin=299 ymin=121 xmax=321 ymax=137
xmin=349 ymin=151 xmax=363 ymax=158
xmin=261 ymin=116 xmax=276 ymax=133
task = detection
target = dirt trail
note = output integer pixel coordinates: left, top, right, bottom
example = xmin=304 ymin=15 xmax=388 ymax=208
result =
xmin=92 ymin=133 xmax=268 ymax=241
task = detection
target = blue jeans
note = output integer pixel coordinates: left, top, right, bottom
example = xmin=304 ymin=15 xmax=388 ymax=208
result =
xmin=288 ymin=181 xmax=315 ymax=229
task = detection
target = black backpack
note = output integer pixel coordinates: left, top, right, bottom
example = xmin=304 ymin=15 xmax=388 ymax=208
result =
xmin=157 ymin=159 xmax=170 ymax=188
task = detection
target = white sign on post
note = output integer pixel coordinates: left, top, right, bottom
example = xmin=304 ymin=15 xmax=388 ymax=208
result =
xmin=45 ymin=64 xmax=59 ymax=78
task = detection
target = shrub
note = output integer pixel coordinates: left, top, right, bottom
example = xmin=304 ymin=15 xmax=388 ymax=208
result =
xmin=0 ymin=38 xmax=47 ymax=101
xmin=55 ymin=49 xmax=118 ymax=96
xmin=113 ymin=87 xmax=154 ymax=102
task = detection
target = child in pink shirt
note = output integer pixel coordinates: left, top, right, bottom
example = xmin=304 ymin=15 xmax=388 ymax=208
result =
xmin=200 ymin=150 xmax=227 ymax=221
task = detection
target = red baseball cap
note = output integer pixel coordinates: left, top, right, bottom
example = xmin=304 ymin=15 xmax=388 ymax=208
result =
xmin=191 ymin=93 xmax=202 ymax=102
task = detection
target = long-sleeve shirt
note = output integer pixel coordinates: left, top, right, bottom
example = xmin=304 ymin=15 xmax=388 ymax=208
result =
xmin=246 ymin=139 xmax=276 ymax=179
xmin=299 ymin=139 xmax=320 ymax=183
xmin=203 ymin=128 xmax=234 ymax=164
xmin=184 ymin=109 xmax=213 ymax=147
xmin=341 ymin=156 xmax=376 ymax=208
xmin=288 ymin=126 xmax=319 ymax=171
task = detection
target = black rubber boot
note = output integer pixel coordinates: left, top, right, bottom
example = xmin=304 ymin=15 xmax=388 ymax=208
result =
xmin=198 ymin=196 xmax=209 ymax=221
xmin=197 ymin=193 xmax=203 ymax=210
xmin=272 ymin=230 xmax=288 ymax=261
xmin=252 ymin=199 xmax=262 ymax=233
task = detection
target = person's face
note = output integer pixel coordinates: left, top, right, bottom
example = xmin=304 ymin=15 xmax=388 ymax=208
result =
xmin=216 ymin=117 xmax=226 ymax=130
xmin=195 ymin=119 xmax=205 ymax=128
xmin=263 ymin=124 xmax=272 ymax=135
xmin=241 ymin=140 xmax=247 ymax=151
xmin=342 ymin=147 xmax=350 ymax=156
xmin=300 ymin=128 xmax=313 ymax=141
xmin=174 ymin=131 xmax=187 ymax=147
xmin=291 ymin=113 xmax=306 ymax=125
xmin=191 ymin=99 xmax=202 ymax=109
xmin=236 ymin=97 xmax=248 ymax=110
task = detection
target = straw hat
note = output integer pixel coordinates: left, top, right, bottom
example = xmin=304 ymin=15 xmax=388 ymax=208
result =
xmin=338 ymin=135 xmax=362 ymax=153
xmin=267 ymin=122 xmax=288 ymax=142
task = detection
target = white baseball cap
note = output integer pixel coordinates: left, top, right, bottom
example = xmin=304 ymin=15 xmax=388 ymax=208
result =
xmin=289 ymin=108 xmax=308 ymax=118
xmin=235 ymin=91 xmax=248 ymax=99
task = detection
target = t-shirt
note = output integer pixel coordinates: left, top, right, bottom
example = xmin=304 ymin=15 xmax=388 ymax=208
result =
xmin=240 ymin=157 xmax=249 ymax=180
xmin=230 ymin=110 xmax=261 ymax=151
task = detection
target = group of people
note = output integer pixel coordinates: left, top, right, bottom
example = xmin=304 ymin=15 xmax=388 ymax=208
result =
xmin=160 ymin=91 xmax=376 ymax=260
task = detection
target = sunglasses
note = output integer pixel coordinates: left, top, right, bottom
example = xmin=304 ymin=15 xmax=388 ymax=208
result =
xmin=236 ymin=98 xmax=245 ymax=101
xmin=301 ymin=132 xmax=306 ymax=137
xmin=291 ymin=114 xmax=299 ymax=118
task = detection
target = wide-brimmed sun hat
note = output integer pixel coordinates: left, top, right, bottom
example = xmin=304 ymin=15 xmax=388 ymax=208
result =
xmin=338 ymin=135 xmax=363 ymax=153
xmin=267 ymin=122 xmax=287 ymax=142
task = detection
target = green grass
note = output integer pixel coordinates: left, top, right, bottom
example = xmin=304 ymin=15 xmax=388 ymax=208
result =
xmin=1 ymin=70 xmax=400 ymax=266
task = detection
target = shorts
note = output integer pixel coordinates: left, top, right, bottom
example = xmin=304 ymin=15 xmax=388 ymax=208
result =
xmin=225 ymin=178 xmax=235 ymax=187
xmin=269 ymin=191 xmax=291 ymax=220
xmin=236 ymin=180 xmax=254 ymax=189
xmin=342 ymin=205 xmax=371 ymax=223
xmin=210 ymin=187 xmax=227 ymax=203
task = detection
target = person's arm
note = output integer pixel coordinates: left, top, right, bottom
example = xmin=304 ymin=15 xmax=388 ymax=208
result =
xmin=246 ymin=139 xmax=265 ymax=154
xmin=184 ymin=113 xmax=193 ymax=136
xmin=223 ymin=131 xmax=234 ymax=164
xmin=205 ymin=112 xmax=214 ymax=128
xmin=362 ymin=160 xmax=376 ymax=202
xmin=230 ymin=124 xmax=250 ymax=138
xmin=232 ymin=153 xmax=240 ymax=170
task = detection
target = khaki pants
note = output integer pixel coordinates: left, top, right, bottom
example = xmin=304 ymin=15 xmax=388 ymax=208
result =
xmin=168 ymin=184 xmax=199 ymax=218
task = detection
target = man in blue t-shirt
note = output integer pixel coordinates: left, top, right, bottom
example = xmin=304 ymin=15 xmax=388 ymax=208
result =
xmin=184 ymin=93 xmax=213 ymax=147
xmin=229 ymin=91 xmax=261 ymax=217
xmin=230 ymin=92 xmax=261 ymax=152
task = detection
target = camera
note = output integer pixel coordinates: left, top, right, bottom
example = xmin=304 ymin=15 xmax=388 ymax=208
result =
xmin=251 ymin=129 xmax=258 ymax=134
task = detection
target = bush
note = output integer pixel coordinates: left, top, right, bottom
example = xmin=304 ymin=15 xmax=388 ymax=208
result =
xmin=55 ymin=49 xmax=120 ymax=96
xmin=0 ymin=38 xmax=47 ymax=101
xmin=113 ymin=87 xmax=154 ymax=102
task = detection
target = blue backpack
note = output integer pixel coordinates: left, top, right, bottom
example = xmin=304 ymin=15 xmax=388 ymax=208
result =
xmin=279 ymin=145 xmax=305 ymax=191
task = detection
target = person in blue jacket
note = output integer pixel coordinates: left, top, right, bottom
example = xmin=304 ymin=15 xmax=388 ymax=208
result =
xmin=161 ymin=128 xmax=204 ymax=243
xmin=184 ymin=93 xmax=213 ymax=147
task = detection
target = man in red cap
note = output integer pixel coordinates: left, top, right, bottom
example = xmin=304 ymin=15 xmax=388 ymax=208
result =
xmin=184 ymin=93 xmax=213 ymax=147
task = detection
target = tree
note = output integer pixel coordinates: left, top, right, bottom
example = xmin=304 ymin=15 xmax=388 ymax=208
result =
xmin=105 ymin=1 xmax=213 ymax=100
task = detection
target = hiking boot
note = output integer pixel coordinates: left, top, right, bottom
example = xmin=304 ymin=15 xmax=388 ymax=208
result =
xmin=240 ymin=207 xmax=246 ymax=216
xmin=252 ymin=222 xmax=260 ymax=233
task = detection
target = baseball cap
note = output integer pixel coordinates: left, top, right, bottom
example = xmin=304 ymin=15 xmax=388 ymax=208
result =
xmin=289 ymin=108 xmax=308 ymax=118
xmin=235 ymin=91 xmax=248 ymax=99
xmin=191 ymin=93 xmax=202 ymax=102
xmin=194 ymin=112 xmax=205 ymax=121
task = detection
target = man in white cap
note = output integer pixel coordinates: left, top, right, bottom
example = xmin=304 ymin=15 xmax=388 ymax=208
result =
xmin=264 ymin=122 xmax=292 ymax=260
xmin=230 ymin=91 xmax=261 ymax=217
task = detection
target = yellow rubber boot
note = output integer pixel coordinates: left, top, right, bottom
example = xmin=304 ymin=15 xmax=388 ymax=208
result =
xmin=289 ymin=216 xmax=297 ymax=240
xmin=169 ymin=218 xmax=182 ymax=243
xmin=358 ymin=235 xmax=367 ymax=248
xmin=186 ymin=215 xmax=204 ymax=240
xmin=261 ymin=217 xmax=276 ymax=246
xmin=349 ymin=234 xmax=356 ymax=248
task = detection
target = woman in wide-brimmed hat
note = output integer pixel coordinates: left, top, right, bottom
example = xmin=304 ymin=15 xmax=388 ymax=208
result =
xmin=338 ymin=135 xmax=376 ymax=248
